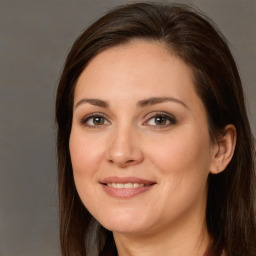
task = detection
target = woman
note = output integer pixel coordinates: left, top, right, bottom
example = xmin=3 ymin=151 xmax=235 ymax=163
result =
xmin=55 ymin=2 xmax=256 ymax=256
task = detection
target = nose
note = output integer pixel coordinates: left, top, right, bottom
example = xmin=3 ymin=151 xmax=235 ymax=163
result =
xmin=105 ymin=126 xmax=144 ymax=168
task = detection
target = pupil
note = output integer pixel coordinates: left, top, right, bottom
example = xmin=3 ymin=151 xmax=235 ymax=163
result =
xmin=155 ymin=116 xmax=166 ymax=125
xmin=93 ymin=117 xmax=104 ymax=125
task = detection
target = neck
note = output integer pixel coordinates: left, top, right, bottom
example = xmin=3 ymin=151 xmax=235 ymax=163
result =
xmin=113 ymin=204 xmax=210 ymax=256
xmin=114 ymin=224 xmax=210 ymax=256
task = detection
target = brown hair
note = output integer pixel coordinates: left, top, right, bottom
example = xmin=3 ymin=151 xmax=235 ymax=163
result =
xmin=56 ymin=2 xmax=256 ymax=256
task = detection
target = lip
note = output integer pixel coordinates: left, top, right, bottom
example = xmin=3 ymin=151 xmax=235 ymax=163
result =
xmin=100 ymin=176 xmax=156 ymax=199
xmin=100 ymin=176 xmax=156 ymax=184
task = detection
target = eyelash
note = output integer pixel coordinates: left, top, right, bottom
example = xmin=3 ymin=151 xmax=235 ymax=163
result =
xmin=80 ymin=113 xmax=110 ymax=128
xmin=80 ymin=112 xmax=177 ymax=128
xmin=143 ymin=112 xmax=177 ymax=128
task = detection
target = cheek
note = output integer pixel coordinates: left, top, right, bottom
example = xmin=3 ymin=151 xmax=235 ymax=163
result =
xmin=69 ymin=129 xmax=104 ymax=202
xmin=145 ymin=129 xmax=211 ymax=217
xmin=149 ymin=127 xmax=211 ymax=173
xmin=69 ymin=130 xmax=104 ymax=177
xmin=69 ymin=129 xmax=106 ymax=218
xmin=145 ymin=126 xmax=212 ymax=195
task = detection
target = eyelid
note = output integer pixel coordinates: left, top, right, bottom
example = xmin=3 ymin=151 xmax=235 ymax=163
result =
xmin=80 ymin=111 xmax=176 ymax=128
xmin=142 ymin=111 xmax=177 ymax=127
xmin=80 ymin=112 xmax=111 ymax=127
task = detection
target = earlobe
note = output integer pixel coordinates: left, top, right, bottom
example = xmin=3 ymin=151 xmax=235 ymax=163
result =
xmin=210 ymin=124 xmax=237 ymax=174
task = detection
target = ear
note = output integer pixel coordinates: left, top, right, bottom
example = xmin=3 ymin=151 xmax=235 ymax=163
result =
xmin=210 ymin=124 xmax=237 ymax=174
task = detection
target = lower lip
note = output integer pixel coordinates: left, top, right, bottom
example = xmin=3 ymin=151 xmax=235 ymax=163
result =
xmin=101 ymin=184 xmax=155 ymax=199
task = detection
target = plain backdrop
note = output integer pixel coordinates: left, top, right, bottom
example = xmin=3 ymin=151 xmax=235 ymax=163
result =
xmin=0 ymin=0 xmax=255 ymax=255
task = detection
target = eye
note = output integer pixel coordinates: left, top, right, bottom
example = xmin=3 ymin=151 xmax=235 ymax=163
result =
xmin=143 ymin=112 xmax=176 ymax=127
xmin=81 ymin=113 xmax=110 ymax=128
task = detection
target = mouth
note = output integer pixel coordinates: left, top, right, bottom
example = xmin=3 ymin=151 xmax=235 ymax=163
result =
xmin=105 ymin=183 xmax=151 ymax=188
xmin=100 ymin=177 xmax=156 ymax=198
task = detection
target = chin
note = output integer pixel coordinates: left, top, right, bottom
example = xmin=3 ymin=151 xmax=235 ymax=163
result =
xmin=96 ymin=211 xmax=151 ymax=234
xmin=104 ymin=222 xmax=149 ymax=235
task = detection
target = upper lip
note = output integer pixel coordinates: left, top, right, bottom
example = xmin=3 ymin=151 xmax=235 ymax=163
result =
xmin=100 ymin=176 xmax=156 ymax=185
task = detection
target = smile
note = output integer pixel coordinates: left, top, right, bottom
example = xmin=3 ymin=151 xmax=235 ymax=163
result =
xmin=100 ymin=177 xmax=156 ymax=198
xmin=106 ymin=183 xmax=150 ymax=188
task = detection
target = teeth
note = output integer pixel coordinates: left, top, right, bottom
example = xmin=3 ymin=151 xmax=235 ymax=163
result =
xmin=124 ymin=183 xmax=133 ymax=188
xmin=116 ymin=183 xmax=124 ymax=189
xmin=107 ymin=183 xmax=145 ymax=188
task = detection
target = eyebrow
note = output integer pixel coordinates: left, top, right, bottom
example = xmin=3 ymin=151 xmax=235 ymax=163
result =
xmin=75 ymin=98 xmax=109 ymax=109
xmin=136 ymin=97 xmax=188 ymax=108
xmin=74 ymin=97 xmax=187 ymax=109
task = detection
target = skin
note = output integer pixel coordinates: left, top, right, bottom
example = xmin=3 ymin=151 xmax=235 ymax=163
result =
xmin=69 ymin=40 xmax=236 ymax=256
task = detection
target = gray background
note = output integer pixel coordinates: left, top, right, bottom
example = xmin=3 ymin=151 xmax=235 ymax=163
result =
xmin=0 ymin=0 xmax=255 ymax=255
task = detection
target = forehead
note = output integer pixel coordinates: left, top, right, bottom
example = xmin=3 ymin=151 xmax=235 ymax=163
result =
xmin=75 ymin=40 xmax=195 ymax=99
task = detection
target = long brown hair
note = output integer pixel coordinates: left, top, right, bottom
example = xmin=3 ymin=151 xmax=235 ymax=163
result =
xmin=56 ymin=2 xmax=256 ymax=256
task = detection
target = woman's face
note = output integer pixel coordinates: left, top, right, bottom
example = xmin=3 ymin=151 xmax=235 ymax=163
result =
xmin=69 ymin=41 xmax=217 ymax=236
